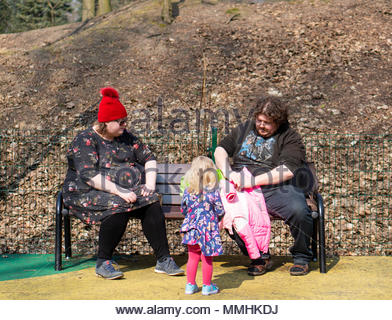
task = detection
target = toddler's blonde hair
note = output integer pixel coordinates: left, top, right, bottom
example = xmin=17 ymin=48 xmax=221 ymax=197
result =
xmin=183 ymin=156 xmax=218 ymax=195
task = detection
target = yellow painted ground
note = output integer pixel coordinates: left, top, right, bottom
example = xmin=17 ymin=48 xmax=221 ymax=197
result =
xmin=1 ymin=256 xmax=391 ymax=300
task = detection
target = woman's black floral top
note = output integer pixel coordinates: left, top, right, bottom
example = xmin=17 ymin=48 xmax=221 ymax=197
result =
xmin=62 ymin=127 xmax=159 ymax=224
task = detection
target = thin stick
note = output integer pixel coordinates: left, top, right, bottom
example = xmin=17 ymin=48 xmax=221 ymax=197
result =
xmin=200 ymin=52 xmax=209 ymax=152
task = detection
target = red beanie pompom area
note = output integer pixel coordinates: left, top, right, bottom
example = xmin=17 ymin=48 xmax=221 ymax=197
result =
xmin=98 ymin=87 xmax=127 ymax=122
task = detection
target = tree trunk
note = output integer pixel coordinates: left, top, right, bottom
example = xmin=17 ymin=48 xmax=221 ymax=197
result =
xmin=82 ymin=0 xmax=95 ymax=21
xmin=97 ymin=0 xmax=112 ymax=16
xmin=46 ymin=0 xmax=55 ymax=25
xmin=161 ymin=0 xmax=172 ymax=24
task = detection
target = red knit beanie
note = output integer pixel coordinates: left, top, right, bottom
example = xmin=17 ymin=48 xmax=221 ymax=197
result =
xmin=98 ymin=87 xmax=127 ymax=122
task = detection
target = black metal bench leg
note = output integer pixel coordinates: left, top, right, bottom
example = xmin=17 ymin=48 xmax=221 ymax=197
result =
xmin=317 ymin=193 xmax=327 ymax=273
xmin=64 ymin=215 xmax=72 ymax=259
xmin=55 ymin=192 xmax=63 ymax=271
xmin=311 ymin=217 xmax=318 ymax=262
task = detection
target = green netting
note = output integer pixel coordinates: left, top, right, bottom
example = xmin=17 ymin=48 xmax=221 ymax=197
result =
xmin=0 ymin=129 xmax=391 ymax=257
xmin=0 ymin=254 xmax=95 ymax=281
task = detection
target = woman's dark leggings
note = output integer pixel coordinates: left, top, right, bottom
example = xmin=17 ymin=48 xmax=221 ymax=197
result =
xmin=97 ymin=202 xmax=170 ymax=261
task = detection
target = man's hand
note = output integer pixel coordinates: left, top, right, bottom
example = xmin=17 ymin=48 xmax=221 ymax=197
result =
xmin=229 ymin=171 xmax=256 ymax=190
xmin=228 ymin=171 xmax=242 ymax=188
xmin=240 ymin=172 xmax=256 ymax=189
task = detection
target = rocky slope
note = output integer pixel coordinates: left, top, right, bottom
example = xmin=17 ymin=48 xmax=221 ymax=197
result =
xmin=0 ymin=0 xmax=391 ymax=134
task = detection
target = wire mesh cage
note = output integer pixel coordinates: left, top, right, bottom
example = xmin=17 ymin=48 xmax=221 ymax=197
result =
xmin=0 ymin=127 xmax=217 ymax=256
xmin=303 ymin=134 xmax=391 ymax=256
xmin=0 ymin=129 xmax=391 ymax=257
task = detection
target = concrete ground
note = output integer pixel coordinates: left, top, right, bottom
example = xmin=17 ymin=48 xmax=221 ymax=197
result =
xmin=0 ymin=255 xmax=391 ymax=300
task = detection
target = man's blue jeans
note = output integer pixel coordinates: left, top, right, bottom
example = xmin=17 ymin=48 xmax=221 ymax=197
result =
xmin=262 ymin=184 xmax=313 ymax=265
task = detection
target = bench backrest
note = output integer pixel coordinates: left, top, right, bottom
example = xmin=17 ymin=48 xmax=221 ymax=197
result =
xmin=156 ymin=164 xmax=190 ymax=219
xmin=156 ymin=162 xmax=319 ymax=219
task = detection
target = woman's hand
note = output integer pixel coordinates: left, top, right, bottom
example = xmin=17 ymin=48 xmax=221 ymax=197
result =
xmin=141 ymin=184 xmax=155 ymax=197
xmin=116 ymin=189 xmax=137 ymax=203
xmin=88 ymin=174 xmax=138 ymax=203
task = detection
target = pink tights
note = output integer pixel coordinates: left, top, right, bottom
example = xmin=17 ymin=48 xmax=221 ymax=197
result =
xmin=186 ymin=244 xmax=213 ymax=286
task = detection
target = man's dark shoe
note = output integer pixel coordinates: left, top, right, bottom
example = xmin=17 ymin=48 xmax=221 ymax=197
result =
xmin=247 ymin=258 xmax=272 ymax=276
xmin=289 ymin=264 xmax=309 ymax=276
xmin=264 ymin=258 xmax=273 ymax=271
xmin=248 ymin=264 xmax=267 ymax=276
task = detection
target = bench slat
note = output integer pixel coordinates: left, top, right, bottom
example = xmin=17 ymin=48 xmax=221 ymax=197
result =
xmin=161 ymin=194 xmax=182 ymax=205
xmin=156 ymin=174 xmax=183 ymax=184
xmin=156 ymin=164 xmax=185 ymax=215
xmin=157 ymin=164 xmax=190 ymax=174
xmin=162 ymin=205 xmax=183 ymax=219
xmin=156 ymin=184 xmax=181 ymax=195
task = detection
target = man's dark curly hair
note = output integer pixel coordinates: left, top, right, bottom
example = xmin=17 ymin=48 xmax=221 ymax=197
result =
xmin=253 ymin=96 xmax=288 ymax=126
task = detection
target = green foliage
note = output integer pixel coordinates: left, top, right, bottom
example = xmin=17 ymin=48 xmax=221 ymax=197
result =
xmin=0 ymin=0 xmax=11 ymax=33
xmin=2 ymin=0 xmax=73 ymax=33
xmin=0 ymin=0 xmax=132 ymax=34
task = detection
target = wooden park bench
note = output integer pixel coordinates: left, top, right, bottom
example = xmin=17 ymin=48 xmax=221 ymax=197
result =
xmin=55 ymin=162 xmax=326 ymax=273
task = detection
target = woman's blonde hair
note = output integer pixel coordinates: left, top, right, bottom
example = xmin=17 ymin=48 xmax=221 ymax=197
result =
xmin=183 ymin=156 xmax=218 ymax=195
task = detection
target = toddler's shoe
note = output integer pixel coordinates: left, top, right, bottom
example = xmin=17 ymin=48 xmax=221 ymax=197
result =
xmin=202 ymin=284 xmax=219 ymax=296
xmin=185 ymin=283 xmax=199 ymax=295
